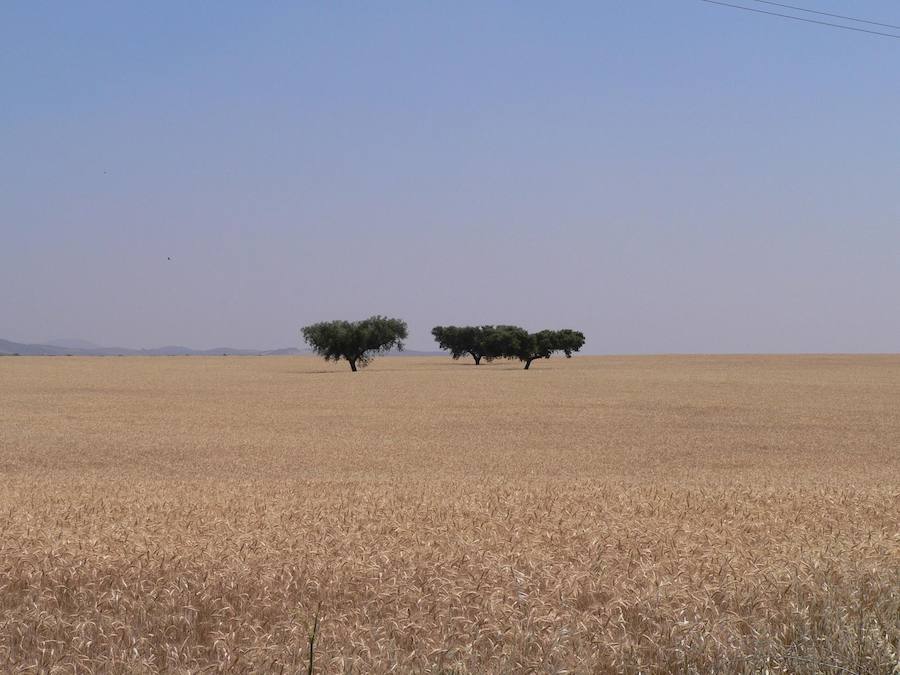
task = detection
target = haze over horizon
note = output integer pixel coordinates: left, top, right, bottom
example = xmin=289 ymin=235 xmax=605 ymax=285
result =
xmin=3 ymin=2 xmax=899 ymax=354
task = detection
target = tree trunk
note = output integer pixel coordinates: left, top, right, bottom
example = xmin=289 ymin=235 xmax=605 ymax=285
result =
xmin=524 ymin=358 xmax=532 ymax=370
xmin=348 ymin=358 xmax=358 ymax=372
xmin=473 ymin=355 xmax=482 ymax=365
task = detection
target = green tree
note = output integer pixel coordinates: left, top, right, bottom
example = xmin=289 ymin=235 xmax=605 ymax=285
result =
xmin=480 ymin=325 xmax=530 ymax=363
xmin=301 ymin=316 xmax=408 ymax=372
xmin=431 ymin=325 xmax=494 ymax=365
xmin=488 ymin=327 xmax=585 ymax=369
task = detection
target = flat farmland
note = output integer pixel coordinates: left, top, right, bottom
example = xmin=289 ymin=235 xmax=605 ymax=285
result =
xmin=0 ymin=355 xmax=897 ymax=673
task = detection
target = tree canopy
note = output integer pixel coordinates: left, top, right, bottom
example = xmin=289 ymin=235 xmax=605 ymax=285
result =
xmin=432 ymin=325 xmax=585 ymax=369
xmin=301 ymin=316 xmax=408 ymax=371
xmin=513 ymin=329 xmax=586 ymax=369
xmin=431 ymin=325 xmax=495 ymax=365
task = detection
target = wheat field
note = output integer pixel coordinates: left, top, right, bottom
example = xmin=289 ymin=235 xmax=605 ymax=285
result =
xmin=0 ymin=355 xmax=897 ymax=673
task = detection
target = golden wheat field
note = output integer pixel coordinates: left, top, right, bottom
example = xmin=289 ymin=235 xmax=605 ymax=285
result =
xmin=0 ymin=354 xmax=897 ymax=673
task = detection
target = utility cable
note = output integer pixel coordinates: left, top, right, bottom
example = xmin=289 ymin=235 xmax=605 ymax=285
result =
xmin=699 ymin=0 xmax=900 ymax=39
xmin=747 ymin=0 xmax=900 ymax=31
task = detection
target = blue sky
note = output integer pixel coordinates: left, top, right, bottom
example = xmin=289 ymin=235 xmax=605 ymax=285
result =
xmin=2 ymin=1 xmax=898 ymax=352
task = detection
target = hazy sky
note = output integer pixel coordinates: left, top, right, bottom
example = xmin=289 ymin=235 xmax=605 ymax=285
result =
xmin=2 ymin=1 xmax=898 ymax=353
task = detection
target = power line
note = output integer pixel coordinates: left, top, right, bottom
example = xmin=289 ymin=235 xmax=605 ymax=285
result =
xmin=699 ymin=0 xmax=900 ymax=39
xmin=748 ymin=0 xmax=900 ymax=30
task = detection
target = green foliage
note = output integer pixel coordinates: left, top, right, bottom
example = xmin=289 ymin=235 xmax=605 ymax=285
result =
xmin=553 ymin=329 xmax=586 ymax=357
xmin=516 ymin=329 xmax=586 ymax=368
xmin=304 ymin=317 xmax=582 ymax=372
xmin=433 ymin=325 xmax=586 ymax=369
xmin=431 ymin=325 xmax=499 ymax=365
xmin=301 ymin=316 xmax=408 ymax=371
xmin=481 ymin=325 xmax=530 ymax=361
xmin=531 ymin=329 xmax=586 ymax=359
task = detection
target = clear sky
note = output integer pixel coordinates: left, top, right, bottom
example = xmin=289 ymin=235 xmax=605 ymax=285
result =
xmin=2 ymin=1 xmax=898 ymax=353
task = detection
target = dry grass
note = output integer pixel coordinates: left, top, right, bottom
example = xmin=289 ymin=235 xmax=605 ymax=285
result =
xmin=0 ymin=354 xmax=897 ymax=673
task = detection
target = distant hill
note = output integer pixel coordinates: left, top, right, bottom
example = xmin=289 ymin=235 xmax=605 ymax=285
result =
xmin=46 ymin=338 xmax=104 ymax=350
xmin=0 ymin=339 xmax=75 ymax=356
xmin=263 ymin=347 xmax=307 ymax=356
xmin=0 ymin=338 xmax=446 ymax=358
xmin=0 ymin=338 xmax=307 ymax=357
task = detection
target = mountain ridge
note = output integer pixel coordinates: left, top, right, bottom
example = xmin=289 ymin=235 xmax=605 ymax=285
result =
xmin=0 ymin=339 xmax=444 ymax=357
xmin=0 ymin=338 xmax=306 ymax=357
